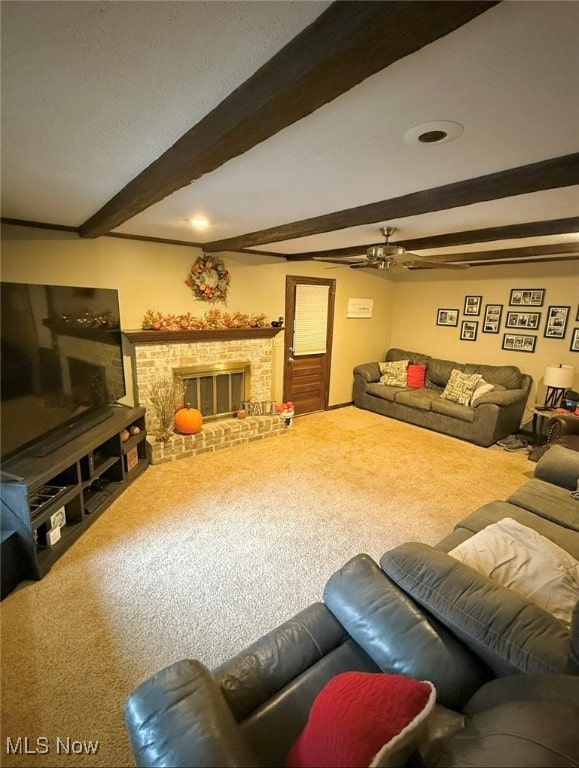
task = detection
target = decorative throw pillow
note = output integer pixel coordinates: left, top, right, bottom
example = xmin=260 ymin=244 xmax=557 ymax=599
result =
xmin=286 ymin=672 xmax=436 ymax=768
xmin=470 ymin=378 xmax=495 ymax=405
xmin=449 ymin=517 xmax=579 ymax=628
xmin=407 ymin=364 xmax=427 ymax=389
xmin=379 ymin=360 xmax=409 ymax=388
xmin=440 ymin=369 xmax=482 ymax=406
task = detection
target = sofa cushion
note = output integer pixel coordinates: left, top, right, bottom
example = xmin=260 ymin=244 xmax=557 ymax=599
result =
xmin=431 ymin=397 xmax=476 ymax=423
xmin=433 ymin=675 xmax=579 ymax=768
xmin=441 ymin=370 xmax=482 ymax=406
xmin=534 ymin=445 xmax=579 ymax=492
xmin=366 ymin=383 xmax=407 ymax=402
xmin=395 ymin=389 xmax=437 ymax=411
xmin=286 ymin=672 xmax=436 ymax=768
xmin=432 ymin=698 xmax=579 ymax=768
xmin=463 ymin=363 xmax=522 ymax=390
xmin=407 ymin=364 xmax=427 ymax=389
xmin=379 ymin=360 xmax=409 ymax=387
xmin=380 ymin=543 xmax=572 ymax=677
xmin=426 ymin=359 xmax=464 ymax=390
xmin=507 ymin=479 xmax=579 ymax=532
xmin=448 ymin=518 xmax=579 ymax=627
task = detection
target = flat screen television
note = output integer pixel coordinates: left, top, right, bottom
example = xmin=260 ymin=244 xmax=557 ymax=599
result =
xmin=1 ymin=282 xmax=126 ymax=462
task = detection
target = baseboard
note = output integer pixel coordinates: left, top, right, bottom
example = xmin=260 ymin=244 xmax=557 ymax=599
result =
xmin=327 ymin=401 xmax=353 ymax=410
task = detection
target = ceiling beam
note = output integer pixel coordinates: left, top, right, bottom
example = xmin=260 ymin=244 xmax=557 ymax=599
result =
xmin=280 ymin=216 xmax=579 ymax=260
xmin=416 ymin=241 xmax=579 ymax=264
xmin=465 ymin=254 xmax=579 ymax=268
xmin=396 ymin=216 xmax=579 ymax=251
xmin=78 ymin=0 xmax=498 ymax=239
xmin=204 ymin=153 xmax=579 ymax=252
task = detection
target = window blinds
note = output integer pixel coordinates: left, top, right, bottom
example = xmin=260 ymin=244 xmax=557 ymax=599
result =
xmin=293 ymin=284 xmax=329 ymax=355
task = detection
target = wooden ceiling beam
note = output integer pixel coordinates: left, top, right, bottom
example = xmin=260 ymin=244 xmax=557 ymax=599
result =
xmin=464 ymin=254 xmax=579 ymax=268
xmin=204 ymin=154 xmax=579 ymax=252
xmin=417 ymin=241 xmax=579 ymax=264
xmin=279 ymin=216 xmax=579 ymax=260
xmin=397 ymin=216 xmax=579 ymax=251
xmin=78 ymin=0 xmax=498 ymax=239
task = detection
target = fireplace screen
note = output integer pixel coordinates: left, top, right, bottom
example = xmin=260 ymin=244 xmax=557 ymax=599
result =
xmin=174 ymin=361 xmax=250 ymax=421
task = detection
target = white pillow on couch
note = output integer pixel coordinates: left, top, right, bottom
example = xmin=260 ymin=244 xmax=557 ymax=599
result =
xmin=449 ymin=517 xmax=579 ymax=628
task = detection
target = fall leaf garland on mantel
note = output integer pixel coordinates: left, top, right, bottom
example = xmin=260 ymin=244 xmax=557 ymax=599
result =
xmin=141 ymin=308 xmax=268 ymax=331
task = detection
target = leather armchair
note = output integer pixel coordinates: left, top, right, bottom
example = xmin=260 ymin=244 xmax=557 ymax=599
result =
xmin=125 ymin=555 xmax=579 ymax=767
xmin=528 ymin=413 xmax=579 ymax=462
xmin=548 ymin=414 xmax=579 ymax=452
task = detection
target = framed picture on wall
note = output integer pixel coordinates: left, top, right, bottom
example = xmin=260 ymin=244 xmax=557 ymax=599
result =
xmin=505 ymin=311 xmax=541 ymax=330
xmin=464 ymin=295 xmax=482 ymax=316
xmin=460 ymin=320 xmax=478 ymax=341
xmin=436 ymin=308 xmax=459 ymax=326
xmin=509 ymin=288 xmax=544 ymax=306
xmin=544 ymin=305 xmax=570 ymax=339
xmin=502 ymin=333 xmax=536 ymax=353
xmin=482 ymin=304 xmax=503 ymax=333
xmin=571 ymin=329 xmax=579 ymax=352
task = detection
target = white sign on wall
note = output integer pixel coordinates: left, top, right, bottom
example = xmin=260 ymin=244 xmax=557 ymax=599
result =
xmin=347 ymin=298 xmax=374 ymax=319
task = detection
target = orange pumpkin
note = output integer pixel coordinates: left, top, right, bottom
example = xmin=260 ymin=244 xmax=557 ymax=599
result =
xmin=174 ymin=404 xmax=203 ymax=434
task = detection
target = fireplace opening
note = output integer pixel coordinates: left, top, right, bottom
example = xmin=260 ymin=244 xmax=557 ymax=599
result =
xmin=174 ymin=361 xmax=250 ymax=421
xmin=68 ymin=357 xmax=108 ymax=407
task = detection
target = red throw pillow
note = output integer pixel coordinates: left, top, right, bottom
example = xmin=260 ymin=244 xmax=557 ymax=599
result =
xmin=407 ymin=364 xmax=427 ymax=389
xmin=286 ymin=672 xmax=435 ymax=768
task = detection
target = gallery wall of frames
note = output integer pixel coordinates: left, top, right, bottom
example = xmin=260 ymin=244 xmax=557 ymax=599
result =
xmin=437 ymin=289 xmax=579 ymax=354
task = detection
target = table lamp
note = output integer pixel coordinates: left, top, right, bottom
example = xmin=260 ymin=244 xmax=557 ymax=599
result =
xmin=543 ymin=363 xmax=576 ymax=408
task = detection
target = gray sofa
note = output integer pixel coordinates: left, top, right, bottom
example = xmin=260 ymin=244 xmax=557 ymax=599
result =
xmin=353 ymin=347 xmax=532 ymax=447
xmin=125 ymin=446 xmax=579 ymax=767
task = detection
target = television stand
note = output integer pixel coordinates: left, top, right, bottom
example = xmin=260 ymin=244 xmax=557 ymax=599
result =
xmin=0 ymin=406 xmax=148 ymax=599
xmin=32 ymin=407 xmax=114 ymax=457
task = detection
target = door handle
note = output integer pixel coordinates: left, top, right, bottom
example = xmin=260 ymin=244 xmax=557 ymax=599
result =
xmin=288 ymin=357 xmax=295 ymax=363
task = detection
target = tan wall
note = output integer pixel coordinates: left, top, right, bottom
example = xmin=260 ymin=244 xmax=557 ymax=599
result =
xmin=390 ymin=260 xmax=579 ymax=419
xmin=0 ymin=225 xmax=394 ymax=407
xmin=4 ymin=225 xmax=576 ymax=418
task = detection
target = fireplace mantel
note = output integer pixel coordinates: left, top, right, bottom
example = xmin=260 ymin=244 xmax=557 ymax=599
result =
xmin=123 ymin=327 xmax=283 ymax=345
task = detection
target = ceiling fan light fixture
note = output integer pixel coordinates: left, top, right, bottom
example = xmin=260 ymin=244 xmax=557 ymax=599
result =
xmin=404 ymin=120 xmax=464 ymax=146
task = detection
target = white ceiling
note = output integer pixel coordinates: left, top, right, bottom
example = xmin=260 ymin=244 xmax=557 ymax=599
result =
xmin=1 ymin=0 xmax=578 ymax=264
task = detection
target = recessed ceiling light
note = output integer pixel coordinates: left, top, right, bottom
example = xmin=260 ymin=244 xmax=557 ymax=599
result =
xmin=189 ymin=215 xmax=210 ymax=231
xmin=404 ymin=121 xmax=464 ymax=146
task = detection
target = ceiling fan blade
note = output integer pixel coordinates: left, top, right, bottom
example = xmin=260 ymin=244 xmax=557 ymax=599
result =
xmin=313 ymin=257 xmax=361 ymax=265
xmin=406 ymin=260 xmax=470 ymax=270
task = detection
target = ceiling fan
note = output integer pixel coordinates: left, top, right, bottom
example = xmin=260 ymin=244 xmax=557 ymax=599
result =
xmin=313 ymin=227 xmax=469 ymax=271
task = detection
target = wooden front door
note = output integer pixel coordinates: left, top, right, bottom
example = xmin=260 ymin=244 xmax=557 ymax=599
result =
xmin=283 ymin=276 xmax=335 ymax=415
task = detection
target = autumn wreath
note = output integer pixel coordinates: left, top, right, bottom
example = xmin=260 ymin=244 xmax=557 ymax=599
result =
xmin=185 ymin=253 xmax=230 ymax=303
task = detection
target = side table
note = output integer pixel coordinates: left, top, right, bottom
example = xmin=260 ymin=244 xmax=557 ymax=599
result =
xmin=531 ymin=407 xmax=557 ymax=445
xmin=531 ymin=407 xmax=578 ymax=445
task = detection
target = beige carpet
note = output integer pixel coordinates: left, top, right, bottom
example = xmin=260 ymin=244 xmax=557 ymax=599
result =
xmin=1 ymin=407 xmax=532 ymax=767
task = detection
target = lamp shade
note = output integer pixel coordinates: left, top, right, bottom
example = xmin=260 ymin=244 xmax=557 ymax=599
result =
xmin=543 ymin=364 xmax=575 ymax=389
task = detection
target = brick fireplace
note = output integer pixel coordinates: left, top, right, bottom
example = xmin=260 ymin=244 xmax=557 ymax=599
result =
xmin=125 ymin=328 xmax=286 ymax=463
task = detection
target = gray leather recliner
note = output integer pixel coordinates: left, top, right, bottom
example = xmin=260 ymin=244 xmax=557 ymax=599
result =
xmin=125 ymin=553 xmax=579 ymax=767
